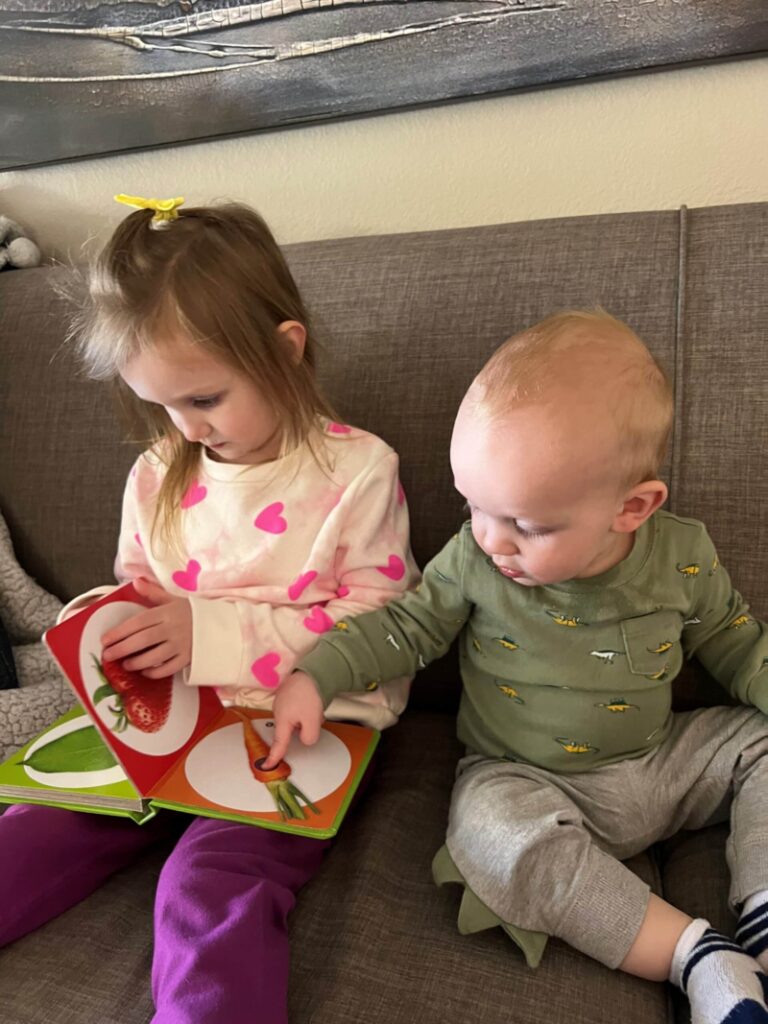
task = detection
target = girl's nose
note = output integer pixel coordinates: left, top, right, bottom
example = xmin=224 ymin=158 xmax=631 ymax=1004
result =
xmin=177 ymin=415 xmax=210 ymax=444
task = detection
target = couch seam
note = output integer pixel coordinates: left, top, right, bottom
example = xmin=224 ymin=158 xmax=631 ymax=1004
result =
xmin=668 ymin=205 xmax=688 ymax=515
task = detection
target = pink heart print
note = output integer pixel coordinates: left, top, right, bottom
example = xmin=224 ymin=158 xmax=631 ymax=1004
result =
xmin=181 ymin=480 xmax=207 ymax=509
xmin=304 ymin=606 xmax=334 ymax=634
xmin=336 ymin=585 xmax=350 ymax=598
xmin=134 ymin=533 xmax=142 ymax=548
xmin=251 ymin=652 xmax=281 ymax=688
xmin=327 ymin=421 xmax=352 ymax=434
xmin=254 ymin=502 xmax=287 ymax=534
xmin=172 ymin=559 xmax=201 ymax=592
xmin=288 ymin=570 xmax=318 ymax=601
xmin=376 ymin=554 xmax=405 ymax=581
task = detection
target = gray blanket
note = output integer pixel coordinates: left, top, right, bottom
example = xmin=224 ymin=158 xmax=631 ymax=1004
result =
xmin=0 ymin=512 xmax=75 ymax=762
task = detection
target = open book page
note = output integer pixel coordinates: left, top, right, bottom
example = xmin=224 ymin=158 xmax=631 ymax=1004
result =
xmin=0 ymin=706 xmax=147 ymax=816
xmin=22 ymin=583 xmax=380 ymax=837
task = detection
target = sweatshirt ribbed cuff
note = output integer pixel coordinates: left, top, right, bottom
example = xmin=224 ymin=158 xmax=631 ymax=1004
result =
xmin=187 ymin=596 xmax=243 ymax=688
xmin=298 ymin=642 xmax=359 ymax=708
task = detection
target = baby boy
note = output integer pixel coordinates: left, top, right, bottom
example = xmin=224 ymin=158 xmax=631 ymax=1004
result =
xmin=267 ymin=310 xmax=768 ymax=1024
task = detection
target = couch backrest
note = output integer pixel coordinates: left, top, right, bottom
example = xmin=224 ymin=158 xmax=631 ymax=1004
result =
xmin=1 ymin=203 xmax=765 ymax=712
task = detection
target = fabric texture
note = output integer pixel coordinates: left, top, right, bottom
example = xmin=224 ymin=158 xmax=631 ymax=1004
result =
xmin=300 ymin=511 xmax=767 ymax=770
xmin=0 ymin=510 xmax=74 ymax=761
xmin=0 ymin=612 xmax=17 ymax=689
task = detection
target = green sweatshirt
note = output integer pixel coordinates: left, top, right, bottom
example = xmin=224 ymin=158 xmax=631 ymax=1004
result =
xmin=299 ymin=511 xmax=768 ymax=773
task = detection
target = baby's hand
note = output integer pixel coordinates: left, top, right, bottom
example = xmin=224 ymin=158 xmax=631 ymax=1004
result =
xmin=101 ymin=578 xmax=192 ymax=679
xmin=263 ymin=671 xmax=324 ymax=769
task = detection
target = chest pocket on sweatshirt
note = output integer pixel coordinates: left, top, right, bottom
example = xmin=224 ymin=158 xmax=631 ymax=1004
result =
xmin=620 ymin=610 xmax=683 ymax=676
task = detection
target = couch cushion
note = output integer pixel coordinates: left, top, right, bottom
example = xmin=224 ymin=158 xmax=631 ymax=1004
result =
xmin=670 ymin=203 xmax=768 ymax=621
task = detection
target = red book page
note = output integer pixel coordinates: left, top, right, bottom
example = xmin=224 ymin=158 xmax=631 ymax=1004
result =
xmin=44 ymin=583 xmax=223 ymax=795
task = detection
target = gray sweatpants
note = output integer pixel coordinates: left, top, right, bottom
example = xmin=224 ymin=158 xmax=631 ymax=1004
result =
xmin=445 ymin=706 xmax=768 ymax=969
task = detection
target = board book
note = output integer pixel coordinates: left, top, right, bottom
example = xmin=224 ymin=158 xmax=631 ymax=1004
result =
xmin=0 ymin=583 xmax=379 ymax=838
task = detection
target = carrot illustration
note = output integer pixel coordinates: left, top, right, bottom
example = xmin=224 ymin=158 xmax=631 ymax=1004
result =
xmin=232 ymin=710 xmax=319 ymax=822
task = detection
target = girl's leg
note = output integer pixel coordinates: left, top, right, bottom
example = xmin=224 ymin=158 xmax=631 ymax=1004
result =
xmin=0 ymin=803 xmax=176 ymax=945
xmin=152 ymin=817 xmax=331 ymax=1024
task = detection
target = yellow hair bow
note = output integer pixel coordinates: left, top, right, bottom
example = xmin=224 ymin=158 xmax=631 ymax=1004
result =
xmin=114 ymin=194 xmax=185 ymax=224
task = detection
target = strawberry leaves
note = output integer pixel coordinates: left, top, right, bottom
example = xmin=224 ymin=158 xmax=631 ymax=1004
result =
xmin=91 ymin=654 xmax=172 ymax=735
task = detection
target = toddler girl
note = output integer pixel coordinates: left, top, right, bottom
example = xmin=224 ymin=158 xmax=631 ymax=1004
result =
xmin=0 ymin=197 xmax=418 ymax=1024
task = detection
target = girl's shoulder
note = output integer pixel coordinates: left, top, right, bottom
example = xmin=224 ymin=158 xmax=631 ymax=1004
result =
xmin=127 ymin=440 xmax=172 ymax=484
xmin=318 ymin=420 xmax=398 ymax=475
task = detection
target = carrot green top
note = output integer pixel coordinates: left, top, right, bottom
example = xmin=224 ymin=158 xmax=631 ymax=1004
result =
xmin=299 ymin=511 xmax=767 ymax=773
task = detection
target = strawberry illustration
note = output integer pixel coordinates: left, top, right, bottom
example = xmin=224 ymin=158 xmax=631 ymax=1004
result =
xmin=92 ymin=654 xmax=172 ymax=734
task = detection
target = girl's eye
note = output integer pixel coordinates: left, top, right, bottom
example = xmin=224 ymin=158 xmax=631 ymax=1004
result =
xmin=192 ymin=395 xmax=220 ymax=409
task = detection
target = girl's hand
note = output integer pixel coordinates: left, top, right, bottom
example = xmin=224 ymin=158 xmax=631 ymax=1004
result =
xmin=100 ymin=578 xmax=193 ymax=679
xmin=264 ymin=671 xmax=324 ymax=768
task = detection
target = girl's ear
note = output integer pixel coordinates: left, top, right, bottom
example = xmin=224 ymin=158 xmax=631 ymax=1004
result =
xmin=275 ymin=321 xmax=307 ymax=364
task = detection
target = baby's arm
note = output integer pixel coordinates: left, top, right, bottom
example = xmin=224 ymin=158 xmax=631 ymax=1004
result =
xmin=267 ymin=533 xmax=472 ymax=764
xmin=682 ymin=528 xmax=767 ymax=710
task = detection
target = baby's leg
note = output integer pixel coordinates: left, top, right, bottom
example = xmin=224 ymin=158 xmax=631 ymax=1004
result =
xmin=152 ymin=817 xmax=331 ymax=1024
xmin=720 ymin=710 xmax=768 ymax=970
xmin=0 ymin=803 xmax=175 ymax=945
xmin=446 ymin=754 xmax=768 ymax=1023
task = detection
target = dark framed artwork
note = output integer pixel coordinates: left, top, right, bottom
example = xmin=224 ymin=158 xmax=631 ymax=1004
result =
xmin=1 ymin=0 xmax=766 ymax=171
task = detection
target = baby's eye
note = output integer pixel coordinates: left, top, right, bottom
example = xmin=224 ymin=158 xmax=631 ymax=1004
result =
xmin=515 ymin=523 xmax=550 ymax=540
xmin=192 ymin=395 xmax=220 ymax=409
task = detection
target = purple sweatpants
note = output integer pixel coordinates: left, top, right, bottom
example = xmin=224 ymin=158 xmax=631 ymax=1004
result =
xmin=0 ymin=803 xmax=331 ymax=1023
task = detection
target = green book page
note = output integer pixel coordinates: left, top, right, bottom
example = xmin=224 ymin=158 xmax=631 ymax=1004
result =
xmin=0 ymin=707 xmax=143 ymax=808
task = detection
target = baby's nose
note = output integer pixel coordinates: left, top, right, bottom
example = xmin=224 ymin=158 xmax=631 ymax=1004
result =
xmin=484 ymin=526 xmax=518 ymax=557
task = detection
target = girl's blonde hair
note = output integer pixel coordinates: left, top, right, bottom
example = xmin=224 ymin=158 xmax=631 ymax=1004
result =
xmin=73 ymin=203 xmax=337 ymax=545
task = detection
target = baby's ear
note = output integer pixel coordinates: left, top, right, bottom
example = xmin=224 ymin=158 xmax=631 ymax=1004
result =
xmin=613 ymin=480 xmax=668 ymax=534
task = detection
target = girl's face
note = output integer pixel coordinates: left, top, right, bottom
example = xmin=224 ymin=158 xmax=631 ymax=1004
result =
xmin=121 ymin=335 xmax=283 ymax=465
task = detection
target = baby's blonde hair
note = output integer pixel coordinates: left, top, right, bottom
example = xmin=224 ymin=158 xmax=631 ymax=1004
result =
xmin=473 ymin=309 xmax=673 ymax=490
xmin=71 ymin=203 xmax=337 ymax=546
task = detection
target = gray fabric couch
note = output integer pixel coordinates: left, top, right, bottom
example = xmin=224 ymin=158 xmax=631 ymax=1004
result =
xmin=0 ymin=202 xmax=766 ymax=1024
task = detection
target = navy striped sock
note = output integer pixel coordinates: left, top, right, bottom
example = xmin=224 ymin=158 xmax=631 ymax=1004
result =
xmin=672 ymin=920 xmax=768 ymax=1024
xmin=738 ymin=899 xmax=768 ymax=969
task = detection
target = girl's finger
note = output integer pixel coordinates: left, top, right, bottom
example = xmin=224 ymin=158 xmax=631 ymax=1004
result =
xmin=102 ymin=623 xmax=168 ymax=662
xmin=122 ymin=641 xmax=174 ymax=672
xmin=101 ymin=608 xmax=158 ymax=649
xmin=141 ymin=656 xmax=181 ymax=679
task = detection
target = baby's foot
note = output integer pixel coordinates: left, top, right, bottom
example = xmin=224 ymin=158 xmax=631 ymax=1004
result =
xmin=737 ymin=894 xmax=768 ymax=973
xmin=671 ymin=919 xmax=768 ymax=1024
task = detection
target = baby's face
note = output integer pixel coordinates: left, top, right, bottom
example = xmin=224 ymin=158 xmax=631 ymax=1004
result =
xmin=450 ymin=398 xmax=632 ymax=587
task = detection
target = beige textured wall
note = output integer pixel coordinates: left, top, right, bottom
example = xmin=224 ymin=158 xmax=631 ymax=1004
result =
xmin=1 ymin=57 xmax=766 ymax=259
